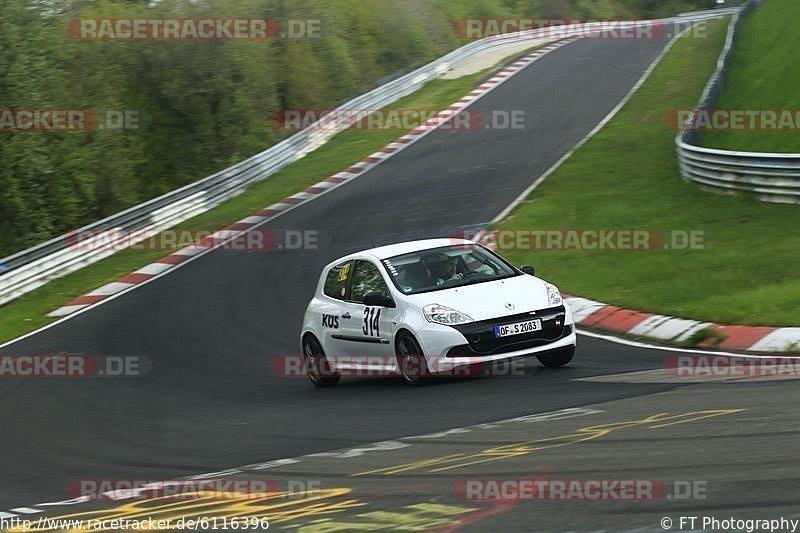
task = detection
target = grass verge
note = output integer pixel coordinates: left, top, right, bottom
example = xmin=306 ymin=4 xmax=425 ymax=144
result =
xmin=700 ymin=0 xmax=800 ymax=152
xmin=0 ymin=48 xmax=539 ymax=345
xmin=496 ymin=17 xmax=800 ymax=327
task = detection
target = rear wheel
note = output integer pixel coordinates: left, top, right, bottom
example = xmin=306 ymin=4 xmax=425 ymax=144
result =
xmin=537 ymin=345 xmax=575 ymax=368
xmin=396 ymin=331 xmax=429 ymax=386
xmin=303 ymin=335 xmax=340 ymax=387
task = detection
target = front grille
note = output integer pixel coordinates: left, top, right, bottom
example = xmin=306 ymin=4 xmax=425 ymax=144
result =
xmin=446 ymin=305 xmax=568 ymax=357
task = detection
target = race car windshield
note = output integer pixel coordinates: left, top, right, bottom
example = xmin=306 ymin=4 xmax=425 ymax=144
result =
xmin=382 ymin=244 xmax=520 ymax=295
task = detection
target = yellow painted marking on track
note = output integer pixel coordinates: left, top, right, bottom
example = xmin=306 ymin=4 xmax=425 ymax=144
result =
xmin=295 ymin=503 xmax=474 ymax=532
xmin=645 ymin=410 xmax=745 ymax=429
xmin=353 ymin=409 xmax=745 ymax=476
xmin=355 ymin=452 xmax=470 ymax=476
xmin=1 ymin=495 xmax=475 ymax=533
xmin=4 ymin=489 xmax=358 ymax=532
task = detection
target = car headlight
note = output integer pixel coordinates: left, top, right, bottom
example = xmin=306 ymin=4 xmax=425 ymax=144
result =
xmin=545 ymin=282 xmax=562 ymax=306
xmin=423 ymin=304 xmax=474 ymax=325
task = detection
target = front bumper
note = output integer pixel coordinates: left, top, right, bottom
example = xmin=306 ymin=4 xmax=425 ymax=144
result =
xmin=415 ymin=305 xmax=576 ymax=369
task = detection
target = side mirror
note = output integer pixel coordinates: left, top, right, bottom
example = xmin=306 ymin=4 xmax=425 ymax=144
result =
xmin=363 ymin=292 xmax=396 ymax=308
xmin=520 ymin=265 xmax=535 ymax=276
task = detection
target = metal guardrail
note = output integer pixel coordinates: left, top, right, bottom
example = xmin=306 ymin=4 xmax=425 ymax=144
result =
xmin=0 ymin=10 xmax=737 ymax=306
xmin=675 ymin=1 xmax=800 ymax=204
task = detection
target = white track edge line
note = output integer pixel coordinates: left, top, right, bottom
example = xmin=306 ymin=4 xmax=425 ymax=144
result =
xmin=576 ymin=328 xmax=800 ymax=359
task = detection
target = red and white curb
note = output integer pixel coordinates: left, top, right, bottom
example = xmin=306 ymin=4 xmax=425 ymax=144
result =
xmin=564 ymin=295 xmax=800 ymax=352
xmin=46 ymin=39 xmax=576 ymax=319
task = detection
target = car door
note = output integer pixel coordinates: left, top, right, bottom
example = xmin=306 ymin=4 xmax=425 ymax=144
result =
xmin=336 ymin=259 xmax=398 ymax=361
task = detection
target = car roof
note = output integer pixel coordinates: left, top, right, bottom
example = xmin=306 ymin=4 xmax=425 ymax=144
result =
xmin=337 ymin=238 xmax=476 ymax=263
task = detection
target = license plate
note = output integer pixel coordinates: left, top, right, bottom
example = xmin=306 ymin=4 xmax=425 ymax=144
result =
xmin=494 ymin=318 xmax=542 ymax=338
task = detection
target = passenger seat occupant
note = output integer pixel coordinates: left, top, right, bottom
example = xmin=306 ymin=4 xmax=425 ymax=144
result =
xmin=401 ymin=261 xmax=432 ymax=290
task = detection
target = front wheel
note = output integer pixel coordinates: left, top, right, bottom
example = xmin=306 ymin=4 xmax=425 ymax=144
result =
xmin=303 ymin=335 xmax=340 ymax=387
xmin=537 ymin=345 xmax=575 ymax=368
xmin=395 ymin=331 xmax=430 ymax=386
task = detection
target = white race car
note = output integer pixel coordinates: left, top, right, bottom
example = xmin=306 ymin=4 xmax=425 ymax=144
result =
xmin=300 ymin=238 xmax=576 ymax=386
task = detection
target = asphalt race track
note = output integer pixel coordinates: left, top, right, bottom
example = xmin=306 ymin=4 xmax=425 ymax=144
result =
xmin=2 ymin=27 xmax=799 ymax=531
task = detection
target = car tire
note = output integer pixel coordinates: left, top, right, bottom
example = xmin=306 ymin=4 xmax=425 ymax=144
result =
xmin=395 ymin=331 xmax=430 ymax=386
xmin=303 ymin=335 xmax=340 ymax=387
xmin=537 ymin=345 xmax=575 ymax=368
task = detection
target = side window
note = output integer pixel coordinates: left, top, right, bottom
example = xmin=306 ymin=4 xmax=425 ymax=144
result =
xmin=323 ymin=261 xmax=351 ymax=300
xmin=349 ymin=260 xmax=391 ymax=303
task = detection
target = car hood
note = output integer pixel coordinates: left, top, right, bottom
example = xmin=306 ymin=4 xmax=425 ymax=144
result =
xmin=405 ymin=274 xmax=555 ymax=321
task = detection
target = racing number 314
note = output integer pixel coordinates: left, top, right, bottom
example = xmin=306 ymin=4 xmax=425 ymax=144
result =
xmin=362 ymin=307 xmax=381 ymax=337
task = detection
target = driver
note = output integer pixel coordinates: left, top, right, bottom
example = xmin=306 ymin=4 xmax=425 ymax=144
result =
xmin=423 ymin=253 xmax=463 ymax=286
